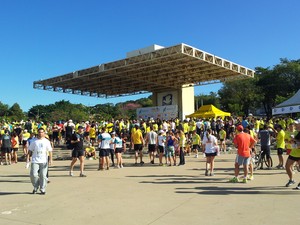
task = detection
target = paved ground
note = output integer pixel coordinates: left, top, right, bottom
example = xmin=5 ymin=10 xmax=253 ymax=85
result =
xmin=0 ymin=153 xmax=300 ymax=225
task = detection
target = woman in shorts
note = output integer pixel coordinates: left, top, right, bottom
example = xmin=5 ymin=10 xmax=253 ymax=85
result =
xmin=202 ymin=129 xmax=219 ymax=176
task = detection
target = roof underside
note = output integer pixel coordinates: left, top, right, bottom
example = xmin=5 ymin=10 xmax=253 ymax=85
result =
xmin=33 ymin=43 xmax=255 ymax=98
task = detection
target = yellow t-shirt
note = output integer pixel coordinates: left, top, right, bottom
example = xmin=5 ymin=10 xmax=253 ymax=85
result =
xmin=192 ymin=134 xmax=201 ymax=145
xmin=132 ymin=129 xmax=143 ymax=144
xmin=179 ymin=133 xmax=186 ymax=147
xmin=285 ymin=130 xmax=296 ymax=150
xmin=219 ymin=130 xmax=226 ymax=140
xmin=276 ymin=130 xmax=285 ymax=149
xmin=183 ymin=123 xmax=189 ymax=133
xmin=89 ymin=127 xmax=96 ymax=138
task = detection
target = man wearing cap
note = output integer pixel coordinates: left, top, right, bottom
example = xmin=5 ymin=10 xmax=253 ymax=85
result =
xmin=230 ymin=125 xmax=256 ymax=183
xmin=258 ymin=125 xmax=274 ymax=169
xmin=69 ymin=126 xmax=86 ymax=177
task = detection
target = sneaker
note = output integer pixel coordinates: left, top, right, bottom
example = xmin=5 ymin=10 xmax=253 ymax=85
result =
xmin=210 ymin=172 xmax=214 ymax=176
xmin=40 ymin=190 xmax=46 ymax=195
xmin=295 ymin=183 xmax=300 ymax=190
xmin=32 ymin=189 xmax=37 ymax=194
xmin=229 ymin=177 xmax=239 ymax=183
xmin=194 ymin=154 xmax=198 ymax=158
xmin=242 ymin=178 xmax=247 ymax=183
xmin=285 ymin=180 xmax=295 ymax=187
xmin=80 ymin=173 xmax=87 ymax=177
xmin=247 ymin=175 xmax=254 ymax=181
xmin=69 ymin=171 xmax=74 ymax=176
xmin=120 ymin=164 xmax=123 ymax=168
xmin=205 ymin=170 xmax=209 ymax=176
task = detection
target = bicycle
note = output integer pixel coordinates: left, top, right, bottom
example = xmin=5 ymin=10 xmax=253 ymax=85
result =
xmin=253 ymin=148 xmax=273 ymax=170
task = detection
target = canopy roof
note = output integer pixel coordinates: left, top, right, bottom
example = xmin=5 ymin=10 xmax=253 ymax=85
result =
xmin=272 ymin=89 xmax=300 ymax=115
xmin=186 ymin=104 xmax=231 ymax=118
xmin=33 ymin=43 xmax=254 ymax=98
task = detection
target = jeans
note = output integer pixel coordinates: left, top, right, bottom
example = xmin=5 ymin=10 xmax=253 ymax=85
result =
xmin=30 ymin=162 xmax=48 ymax=192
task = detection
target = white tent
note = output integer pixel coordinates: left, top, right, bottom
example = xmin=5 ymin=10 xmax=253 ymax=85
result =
xmin=272 ymin=89 xmax=300 ymax=115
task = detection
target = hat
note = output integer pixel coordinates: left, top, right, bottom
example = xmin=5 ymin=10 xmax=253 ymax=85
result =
xmin=68 ymin=119 xmax=73 ymax=123
xmin=294 ymin=119 xmax=300 ymax=124
xmin=158 ymin=130 xmax=164 ymax=134
xmin=236 ymin=125 xmax=244 ymax=132
xmin=111 ymin=131 xmax=116 ymax=135
xmin=78 ymin=126 xmax=84 ymax=129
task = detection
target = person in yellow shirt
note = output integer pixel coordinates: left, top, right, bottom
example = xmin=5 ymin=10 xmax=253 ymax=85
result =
xmin=219 ymin=127 xmax=227 ymax=153
xmin=272 ymin=125 xmax=285 ymax=169
xmin=285 ymin=120 xmax=300 ymax=188
xmin=131 ymin=124 xmax=145 ymax=165
xmin=191 ymin=130 xmax=201 ymax=158
xmin=89 ymin=124 xmax=97 ymax=147
xmin=85 ymin=143 xmax=96 ymax=160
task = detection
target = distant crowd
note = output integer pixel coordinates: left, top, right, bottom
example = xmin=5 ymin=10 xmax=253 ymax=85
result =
xmin=1 ymin=115 xmax=300 ymax=194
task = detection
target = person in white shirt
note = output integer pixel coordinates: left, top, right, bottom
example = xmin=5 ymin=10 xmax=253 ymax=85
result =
xmin=145 ymin=125 xmax=158 ymax=164
xmin=98 ymin=127 xmax=111 ymax=170
xmin=28 ymin=128 xmax=53 ymax=195
xmin=202 ymin=129 xmax=219 ymax=176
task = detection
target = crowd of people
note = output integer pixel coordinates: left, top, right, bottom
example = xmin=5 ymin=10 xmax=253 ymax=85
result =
xmin=1 ymin=115 xmax=300 ymax=194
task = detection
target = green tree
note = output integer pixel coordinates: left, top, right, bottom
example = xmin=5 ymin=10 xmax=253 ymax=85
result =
xmin=218 ymin=77 xmax=261 ymax=116
xmin=8 ymin=103 xmax=25 ymax=121
xmin=194 ymin=92 xmax=220 ymax=110
xmin=256 ymin=58 xmax=300 ymax=118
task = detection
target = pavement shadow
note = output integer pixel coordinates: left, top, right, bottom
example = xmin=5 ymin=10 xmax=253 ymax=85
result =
xmin=175 ymin=185 xmax=300 ymax=195
xmin=0 ymin=191 xmax=32 ymax=196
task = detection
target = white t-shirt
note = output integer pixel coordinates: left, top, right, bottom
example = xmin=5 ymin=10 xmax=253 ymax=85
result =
xmin=202 ymin=134 xmax=218 ymax=154
xmin=146 ymin=131 xmax=158 ymax=145
xmin=98 ymin=133 xmax=111 ymax=149
xmin=158 ymin=135 xmax=166 ymax=147
xmin=29 ymin=138 xmax=52 ymax=163
xmin=114 ymin=137 xmax=123 ymax=148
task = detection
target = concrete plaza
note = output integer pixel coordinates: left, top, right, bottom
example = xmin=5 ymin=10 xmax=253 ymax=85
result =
xmin=0 ymin=153 xmax=299 ymax=225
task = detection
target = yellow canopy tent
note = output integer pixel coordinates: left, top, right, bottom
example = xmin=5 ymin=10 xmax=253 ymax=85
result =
xmin=186 ymin=104 xmax=231 ymax=119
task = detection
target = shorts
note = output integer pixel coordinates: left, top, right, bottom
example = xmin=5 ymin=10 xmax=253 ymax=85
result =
xmin=192 ymin=144 xmax=199 ymax=150
xmin=1 ymin=147 xmax=12 ymax=153
xmin=134 ymin=144 xmax=143 ymax=152
xmin=235 ymin=154 xmax=251 ymax=166
xmin=72 ymin=150 xmax=85 ymax=158
xmin=13 ymin=148 xmax=19 ymax=152
xmin=205 ymin=152 xmax=217 ymax=157
xmin=277 ymin=148 xmax=284 ymax=155
xmin=158 ymin=145 xmax=165 ymax=154
xmin=220 ymin=139 xmax=224 ymax=142
xmin=261 ymin=145 xmax=271 ymax=159
xmin=99 ymin=149 xmax=109 ymax=157
xmin=22 ymin=140 xmax=28 ymax=146
xmin=84 ymin=132 xmax=90 ymax=137
xmin=148 ymin=144 xmax=156 ymax=152
xmin=288 ymin=155 xmax=300 ymax=161
xmin=166 ymin=146 xmax=175 ymax=157
xmin=115 ymin=148 xmax=123 ymax=153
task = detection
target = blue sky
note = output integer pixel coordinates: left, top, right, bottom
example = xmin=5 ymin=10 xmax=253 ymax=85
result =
xmin=1 ymin=0 xmax=299 ymax=112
